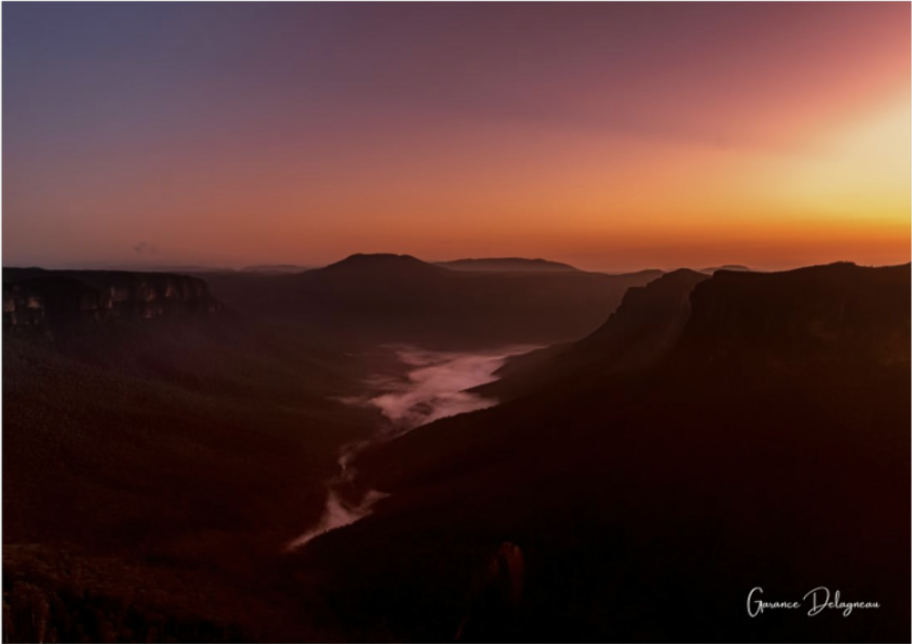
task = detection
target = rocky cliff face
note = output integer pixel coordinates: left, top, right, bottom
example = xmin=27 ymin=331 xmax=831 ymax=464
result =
xmin=3 ymin=269 xmax=221 ymax=334
xmin=572 ymin=268 xmax=709 ymax=367
xmin=480 ymin=268 xmax=706 ymax=399
xmin=680 ymin=262 xmax=911 ymax=368
xmin=338 ymin=262 xmax=911 ymax=643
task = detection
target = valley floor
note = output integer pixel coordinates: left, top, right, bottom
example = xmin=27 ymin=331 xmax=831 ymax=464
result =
xmin=3 ymin=339 xmax=533 ymax=642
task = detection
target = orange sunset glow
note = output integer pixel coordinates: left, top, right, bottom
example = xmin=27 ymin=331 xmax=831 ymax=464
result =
xmin=3 ymin=2 xmax=910 ymax=271
xmin=3 ymin=4 xmax=912 ymax=643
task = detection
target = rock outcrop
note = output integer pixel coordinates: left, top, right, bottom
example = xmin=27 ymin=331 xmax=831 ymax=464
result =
xmin=680 ymin=262 xmax=911 ymax=368
xmin=455 ymin=542 xmax=525 ymax=641
xmin=3 ymin=269 xmax=221 ymax=334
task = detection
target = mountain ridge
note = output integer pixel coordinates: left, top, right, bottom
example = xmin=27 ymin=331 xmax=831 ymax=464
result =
xmin=197 ymin=253 xmax=663 ymax=349
xmin=436 ymin=257 xmax=581 ymax=272
xmin=302 ymin=260 xmax=911 ymax=642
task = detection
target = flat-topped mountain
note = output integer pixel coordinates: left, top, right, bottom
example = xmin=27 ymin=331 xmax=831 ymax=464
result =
xmin=698 ymin=263 xmax=752 ymax=274
xmin=199 ymin=253 xmax=662 ymax=348
xmin=316 ymin=253 xmax=449 ymax=279
xmin=436 ymin=257 xmax=581 ymax=272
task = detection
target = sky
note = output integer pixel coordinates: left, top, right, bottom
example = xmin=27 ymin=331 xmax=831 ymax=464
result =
xmin=3 ymin=3 xmax=910 ymax=272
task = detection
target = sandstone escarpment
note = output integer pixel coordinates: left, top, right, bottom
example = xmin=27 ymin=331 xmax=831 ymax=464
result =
xmin=680 ymin=262 xmax=911 ymax=368
xmin=3 ymin=269 xmax=221 ymax=334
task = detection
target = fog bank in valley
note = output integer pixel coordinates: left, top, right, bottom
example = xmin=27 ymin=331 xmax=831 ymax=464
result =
xmin=289 ymin=345 xmax=537 ymax=548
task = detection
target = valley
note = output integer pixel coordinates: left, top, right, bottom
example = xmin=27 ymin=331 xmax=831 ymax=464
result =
xmin=5 ymin=6 xmax=909 ymax=641
xmin=290 ymin=345 xmax=537 ymax=548
xmin=2 ymin=258 xmax=909 ymax=642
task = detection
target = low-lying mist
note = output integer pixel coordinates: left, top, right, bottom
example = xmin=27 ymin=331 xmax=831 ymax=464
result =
xmin=366 ymin=346 xmax=538 ymax=432
xmin=288 ymin=345 xmax=538 ymax=548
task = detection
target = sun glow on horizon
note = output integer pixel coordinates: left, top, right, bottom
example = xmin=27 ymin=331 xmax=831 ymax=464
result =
xmin=3 ymin=3 xmax=909 ymax=271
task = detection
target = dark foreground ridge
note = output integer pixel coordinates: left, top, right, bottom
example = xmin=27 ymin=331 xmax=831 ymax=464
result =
xmin=2 ymin=266 xmax=386 ymax=641
xmin=3 ymin=261 xmax=909 ymax=642
xmin=308 ymin=262 xmax=911 ymax=642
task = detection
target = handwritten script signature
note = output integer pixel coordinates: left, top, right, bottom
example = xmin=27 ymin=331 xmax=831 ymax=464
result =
xmin=747 ymin=586 xmax=880 ymax=618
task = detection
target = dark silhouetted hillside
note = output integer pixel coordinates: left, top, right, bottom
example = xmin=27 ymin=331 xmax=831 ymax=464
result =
xmin=680 ymin=262 xmax=909 ymax=367
xmin=480 ymin=268 xmax=710 ymax=400
xmin=297 ymin=262 xmax=911 ymax=643
xmin=437 ymin=257 xmax=581 ymax=272
xmin=3 ymin=269 xmax=386 ymax=641
xmin=7 ymin=262 xmax=908 ymax=642
xmin=699 ymin=264 xmax=752 ymax=274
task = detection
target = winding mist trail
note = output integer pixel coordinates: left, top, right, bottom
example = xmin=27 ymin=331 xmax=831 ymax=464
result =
xmin=288 ymin=345 xmax=536 ymax=549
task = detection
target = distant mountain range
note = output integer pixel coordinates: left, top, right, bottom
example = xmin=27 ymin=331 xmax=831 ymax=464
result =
xmin=67 ymin=255 xmax=754 ymax=281
xmin=699 ymin=263 xmax=752 ymax=274
xmin=86 ymin=255 xmax=671 ymax=276
xmin=436 ymin=257 xmax=581 ymax=272
xmin=241 ymin=264 xmax=312 ymax=273
xmin=195 ymin=253 xmax=663 ymax=348
xmin=3 ymin=255 xmax=666 ymax=349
